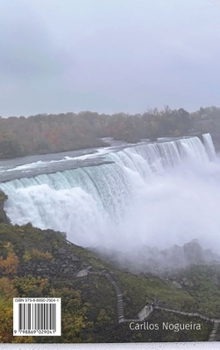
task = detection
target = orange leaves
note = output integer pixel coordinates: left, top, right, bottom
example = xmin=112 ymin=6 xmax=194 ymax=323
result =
xmin=23 ymin=249 xmax=52 ymax=262
xmin=13 ymin=275 xmax=50 ymax=298
xmin=0 ymin=242 xmax=19 ymax=275
xmin=0 ymin=252 xmax=19 ymax=275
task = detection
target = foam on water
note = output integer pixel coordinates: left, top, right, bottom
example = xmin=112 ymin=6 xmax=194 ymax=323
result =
xmin=0 ymin=134 xmax=220 ymax=255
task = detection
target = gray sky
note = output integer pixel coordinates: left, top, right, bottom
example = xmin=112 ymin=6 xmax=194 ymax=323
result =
xmin=0 ymin=0 xmax=220 ymax=117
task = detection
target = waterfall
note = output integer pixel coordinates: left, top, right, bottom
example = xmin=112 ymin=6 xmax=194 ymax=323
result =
xmin=1 ymin=134 xmax=219 ymax=252
xmin=106 ymin=136 xmax=209 ymax=177
xmin=202 ymin=133 xmax=216 ymax=160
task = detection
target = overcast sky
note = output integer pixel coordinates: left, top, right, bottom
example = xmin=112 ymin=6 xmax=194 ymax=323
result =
xmin=0 ymin=0 xmax=220 ymax=117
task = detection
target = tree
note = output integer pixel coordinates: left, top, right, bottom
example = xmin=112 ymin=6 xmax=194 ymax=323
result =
xmin=0 ymin=253 xmax=19 ymax=275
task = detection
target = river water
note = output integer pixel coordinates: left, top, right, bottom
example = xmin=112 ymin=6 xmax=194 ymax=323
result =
xmin=0 ymin=134 xmax=220 ymax=265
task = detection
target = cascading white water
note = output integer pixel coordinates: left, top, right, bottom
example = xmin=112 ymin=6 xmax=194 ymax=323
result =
xmin=203 ymin=133 xmax=217 ymax=160
xmin=1 ymin=134 xmax=220 ymax=255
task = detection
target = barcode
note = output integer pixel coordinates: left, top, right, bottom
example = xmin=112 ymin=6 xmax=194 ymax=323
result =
xmin=13 ymin=298 xmax=61 ymax=336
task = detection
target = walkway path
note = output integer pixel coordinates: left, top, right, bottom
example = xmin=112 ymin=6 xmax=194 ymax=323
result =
xmin=100 ymin=270 xmax=124 ymax=323
xmin=209 ymin=321 xmax=219 ymax=341
xmin=71 ymin=238 xmax=220 ymax=341
xmin=98 ymin=269 xmax=220 ymax=341
xmin=154 ymin=306 xmax=220 ymax=341
xmin=154 ymin=306 xmax=220 ymax=323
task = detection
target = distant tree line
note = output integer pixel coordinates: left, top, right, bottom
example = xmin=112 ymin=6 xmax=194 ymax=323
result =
xmin=0 ymin=106 xmax=219 ymax=159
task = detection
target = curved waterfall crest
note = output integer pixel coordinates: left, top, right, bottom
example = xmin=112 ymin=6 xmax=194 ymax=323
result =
xmin=0 ymin=133 xmax=219 ymax=252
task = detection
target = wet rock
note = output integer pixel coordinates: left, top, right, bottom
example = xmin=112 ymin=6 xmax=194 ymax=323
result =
xmin=172 ymin=281 xmax=182 ymax=289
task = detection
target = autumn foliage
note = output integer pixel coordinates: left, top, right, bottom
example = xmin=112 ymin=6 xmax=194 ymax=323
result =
xmin=0 ymin=108 xmax=192 ymax=159
xmin=0 ymin=252 xmax=19 ymax=275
